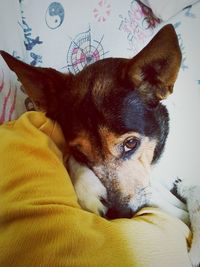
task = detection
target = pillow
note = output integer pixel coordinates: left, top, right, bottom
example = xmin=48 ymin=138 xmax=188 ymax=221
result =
xmin=140 ymin=0 xmax=199 ymax=20
xmin=0 ymin=111 xmax=192 ymax=267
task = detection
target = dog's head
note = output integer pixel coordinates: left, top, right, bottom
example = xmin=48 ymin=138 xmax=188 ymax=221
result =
xmin=1 ymin=25 xmax=181 ymax=219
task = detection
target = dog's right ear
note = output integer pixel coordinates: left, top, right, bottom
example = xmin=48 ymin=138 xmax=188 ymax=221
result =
xmin=0 ymin=51 xmax=72 ymax=118
xmin=127 ymin=24 xmax=182 ymax=107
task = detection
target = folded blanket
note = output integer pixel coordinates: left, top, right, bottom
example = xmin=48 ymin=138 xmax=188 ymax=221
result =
xmin=0 ymin=111 xmax=192 ymax=267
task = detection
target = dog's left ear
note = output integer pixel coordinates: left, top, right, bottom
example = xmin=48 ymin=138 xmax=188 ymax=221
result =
xmin=127 ymin=24 xmax=181 ymax=107
xmin=0 ymin=50 xmax=72 ymax=119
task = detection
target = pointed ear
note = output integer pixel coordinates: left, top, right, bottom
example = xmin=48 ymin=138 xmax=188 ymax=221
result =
xmin=0 ymin=50 xmax=71 ymax=118
xmin=127 ymin=24 xmax=181 ymax=106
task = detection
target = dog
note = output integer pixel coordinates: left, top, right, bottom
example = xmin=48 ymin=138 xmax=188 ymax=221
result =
xmin=1 ymin=24 xmax=200 ymax=266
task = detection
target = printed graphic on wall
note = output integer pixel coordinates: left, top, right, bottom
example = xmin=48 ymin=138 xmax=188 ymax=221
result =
xmin=119 ymin=0 xmax=160 ymax=53
xmin=93 ymin=0 xmax=111 ymax=22
xmin=19 ymin=15 xmax=43 ymax=52
xmin=45 ymin=2 xmax=65 ymax=29
xmin=67 ymin=27 xmax=108 ymax=74
xmin=19 ymin=1 xmax=43 ymax=66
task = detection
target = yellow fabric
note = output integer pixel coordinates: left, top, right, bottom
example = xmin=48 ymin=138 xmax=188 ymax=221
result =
xmin=0 ymin=111 xmax=192 ymax=267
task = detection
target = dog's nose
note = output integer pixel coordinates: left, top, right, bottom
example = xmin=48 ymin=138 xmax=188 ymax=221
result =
xmin=105 ymin=206 xmax=133 ymax=219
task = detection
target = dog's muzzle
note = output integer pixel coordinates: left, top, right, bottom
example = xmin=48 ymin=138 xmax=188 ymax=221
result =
xmin=102 ymin=186 xmax=150 ymax=220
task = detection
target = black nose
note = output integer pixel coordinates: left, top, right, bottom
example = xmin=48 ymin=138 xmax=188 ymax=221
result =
xmin=106 ymin=207 xmax=133 ymax=219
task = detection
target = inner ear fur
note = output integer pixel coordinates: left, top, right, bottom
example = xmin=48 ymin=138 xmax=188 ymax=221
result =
xmin=0 ymin=50 xmax=71 ymax=117
xmin=127 ymin=24 xmax=182 ymax=106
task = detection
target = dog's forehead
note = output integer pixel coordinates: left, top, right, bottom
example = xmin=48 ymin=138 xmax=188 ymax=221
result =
xmin=79 ymin=57 xmax=127 ymax=78
xmin=69 ymin=58 xmax=147 ymax=131
xmin=68 ymin=90 xmax=147 ymax=141
xmin=63 ymin=75 xmax=149 ymax=145
xmin=74 ymin=57 xmax=129 ymax=98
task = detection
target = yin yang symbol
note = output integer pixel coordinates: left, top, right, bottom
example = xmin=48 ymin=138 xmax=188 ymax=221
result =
xmin=45 ymin=2 xmax=65 ymax=29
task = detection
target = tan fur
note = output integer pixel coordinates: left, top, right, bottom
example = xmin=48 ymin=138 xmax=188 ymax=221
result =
xmin=69 ymin=131 xmax=97 ymax=161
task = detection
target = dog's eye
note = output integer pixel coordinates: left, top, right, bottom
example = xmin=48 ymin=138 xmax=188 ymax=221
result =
xmin=123 ymin=137 xmax=139 ymax=153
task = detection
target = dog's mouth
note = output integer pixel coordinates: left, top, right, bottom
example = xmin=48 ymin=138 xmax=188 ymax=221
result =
xmin=100 ymin=185 xmax=151 ymax=219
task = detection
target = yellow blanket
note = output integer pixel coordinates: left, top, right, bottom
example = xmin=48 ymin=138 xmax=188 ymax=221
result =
xmin=0 ymin=111 xmax=192 ymax=267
